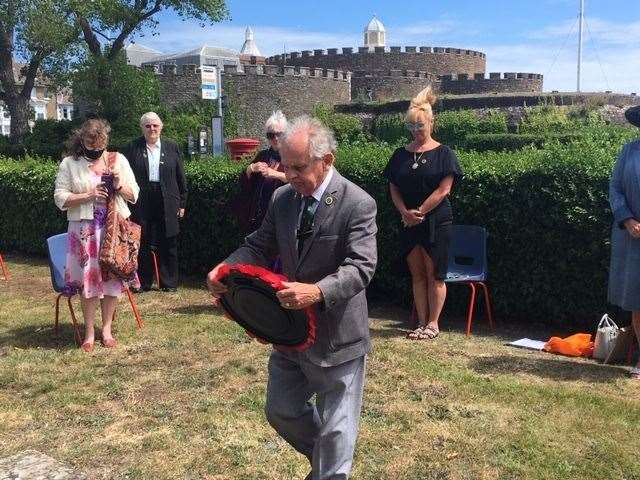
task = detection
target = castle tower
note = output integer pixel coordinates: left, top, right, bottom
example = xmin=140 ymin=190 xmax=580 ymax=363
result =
xmin=364 ymin=15 xmax=386 ymax=47
xmin=240 ymin=26 xmax=262 ymax=57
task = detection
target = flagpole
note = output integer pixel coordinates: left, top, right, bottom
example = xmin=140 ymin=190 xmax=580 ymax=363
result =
xmin=577 ymin=0 xmax=584 ymax=92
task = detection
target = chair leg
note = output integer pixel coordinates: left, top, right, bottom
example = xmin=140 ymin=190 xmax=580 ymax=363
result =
xmin=478 ymin=282 xmax=495 ymax=330
xmin=125 ymin=287 xmax=144 ymax=329
xmin=0 ymin=253 xmax=10 ymax=281
xmin=627 ymin=337 xmax=637 ymax=366
xmin=66 ymin=296 xmax=82 ymax=346
xmin=465 ymin=282 xmax=477 ymax=336
xmin=151 ymin=250 xmax=160 ymax=288
xmin=55 ymin=293 xmax=62 ymax=334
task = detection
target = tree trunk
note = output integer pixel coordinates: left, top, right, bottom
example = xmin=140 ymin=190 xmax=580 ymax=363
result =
xmin=6 ymin=93 xmax=31 ymax=146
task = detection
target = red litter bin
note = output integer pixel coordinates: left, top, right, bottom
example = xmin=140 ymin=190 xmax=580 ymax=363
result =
xmin=225 ymin=137 xmax=260 ymax=161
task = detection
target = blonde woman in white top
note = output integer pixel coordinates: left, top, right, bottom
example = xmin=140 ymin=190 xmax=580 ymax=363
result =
xmin=54 ymin=119 xmax=140 ymax=352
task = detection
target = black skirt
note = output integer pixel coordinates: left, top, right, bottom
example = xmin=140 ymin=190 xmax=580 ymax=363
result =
xmin=399 ymin=216 xmax=451 ymax=280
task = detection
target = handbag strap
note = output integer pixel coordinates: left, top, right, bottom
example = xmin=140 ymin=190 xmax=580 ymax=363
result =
xmin=106 ymin=151 xmax=117 ymax=172
xmin=598 ymin=314 xmax=618 ymax=329
xmin=106 ymin=151 xmax=118 ymax=208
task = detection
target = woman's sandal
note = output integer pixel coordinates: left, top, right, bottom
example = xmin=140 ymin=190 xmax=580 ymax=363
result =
xmin=407 ymin=325 xmax=439 ymax=340
xmin=407 ymin=326 xmax=427 ymax=339
xmin=421 ymin=325 xmax=439 ymax=340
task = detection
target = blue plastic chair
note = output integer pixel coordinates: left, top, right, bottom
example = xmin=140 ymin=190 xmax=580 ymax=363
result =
xmin=444 ymin=225 xmax=494 ymax=335
xmin=46 ymin=233 xmax=82 ymax=345
xmin=46 ymin=233 xmax=144 ymax=346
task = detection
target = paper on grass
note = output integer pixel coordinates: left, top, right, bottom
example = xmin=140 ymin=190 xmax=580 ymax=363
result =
xmin=507 ymin=338 xmax=546 ymax=351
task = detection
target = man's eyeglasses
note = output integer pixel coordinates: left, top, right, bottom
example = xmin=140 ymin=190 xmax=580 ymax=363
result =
xmin=405 ymin=122 xmax=427 ymax=131
xmin=266 ymin=131 xmax=282 ymax=140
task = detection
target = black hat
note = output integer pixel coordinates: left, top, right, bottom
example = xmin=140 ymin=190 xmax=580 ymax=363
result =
xmin=213 ymin=264 xmax=316 ymax=351
xmin=625 ymin=106 xmax=640 ymax=128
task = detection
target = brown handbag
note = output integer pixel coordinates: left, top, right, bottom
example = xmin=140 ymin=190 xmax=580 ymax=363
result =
xmin=99 ymin=152 xmax=141 ymax=279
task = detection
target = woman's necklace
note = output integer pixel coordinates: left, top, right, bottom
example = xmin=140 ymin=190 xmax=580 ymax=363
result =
xmin=411 ymin=150 xmax=428 ymax=170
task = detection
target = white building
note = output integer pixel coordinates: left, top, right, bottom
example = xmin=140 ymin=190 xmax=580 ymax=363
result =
xmin=240 ymin=26 xmax=262 ymax=57
xmin=141 ymin=45 xmax=240 ymax=70
xmin=0 ymin=104 xmax=10 ymax=136
xmin=124 ymin=43 xmax=164 ymax=67
xmin=364 ymin=15 xmax=386 ymax=47
xmin=0 ymin=63 xmax=75 ymax=136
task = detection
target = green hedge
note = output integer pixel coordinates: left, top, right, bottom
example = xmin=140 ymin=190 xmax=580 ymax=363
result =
xmin=0 ymin=136 xmax=635 ymax=329
xmin=371 ymin=109 xmax=509 ymax=147
xmin=461 ymin=132 xmax=584 ymax=152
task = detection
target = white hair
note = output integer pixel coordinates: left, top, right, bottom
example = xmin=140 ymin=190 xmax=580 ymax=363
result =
xmin=281 ymin=115 xmax=337 ymax=160
xmin=264 ymin=110 xmax=288 ymax=133
xmin=139 ymin=111 xmax=163 ymax=129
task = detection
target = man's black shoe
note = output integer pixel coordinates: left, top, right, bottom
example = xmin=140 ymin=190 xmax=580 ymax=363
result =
xmin=161 ymin=287 xmax=177 ymax=292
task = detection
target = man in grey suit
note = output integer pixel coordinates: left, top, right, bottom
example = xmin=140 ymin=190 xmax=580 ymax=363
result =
xmin=207 ymin=115 xmax=377 ymax=479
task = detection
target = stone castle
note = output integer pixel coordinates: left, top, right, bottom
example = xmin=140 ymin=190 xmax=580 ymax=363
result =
xmin=148 ymin=17 xmax=544 ymax=137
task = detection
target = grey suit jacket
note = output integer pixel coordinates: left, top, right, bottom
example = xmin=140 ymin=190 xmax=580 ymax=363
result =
xmin=224 ymin=169 xmax=378 ymax=366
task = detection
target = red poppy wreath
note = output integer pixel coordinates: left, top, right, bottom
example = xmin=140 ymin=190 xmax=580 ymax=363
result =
xmin=213 ymin=263 xmax=317 ymax=351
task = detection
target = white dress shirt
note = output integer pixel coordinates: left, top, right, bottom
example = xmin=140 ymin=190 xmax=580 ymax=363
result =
xmin=146 ymin=139 xmax=161 ymax=182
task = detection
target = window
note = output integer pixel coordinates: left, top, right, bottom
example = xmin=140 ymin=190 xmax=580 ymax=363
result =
xmin=34 ymin=104 xmax=46 ymax=120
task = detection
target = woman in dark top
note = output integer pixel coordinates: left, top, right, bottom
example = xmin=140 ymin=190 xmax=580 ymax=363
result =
xmin=233 ymin=111 xmax=288 ymax=234
xmin=383 ymin=87 xmax=463 ymax=340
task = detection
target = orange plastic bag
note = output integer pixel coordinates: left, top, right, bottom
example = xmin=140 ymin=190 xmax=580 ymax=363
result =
xmin=543 ymin=333 xmax=594 ymax=358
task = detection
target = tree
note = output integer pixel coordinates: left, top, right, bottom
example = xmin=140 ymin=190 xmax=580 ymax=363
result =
xmin=69 ymin=0 xmax=229 ymax=143
xmin=70 ymin=0 xmax=228 ymax=61
xmin=0 ymin=0 xmax=78 ymax=146
xmin=72 ymin=54 xmax=160 ymax=147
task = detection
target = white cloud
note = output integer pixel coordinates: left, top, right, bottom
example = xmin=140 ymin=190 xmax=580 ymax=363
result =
xmin=530 ymin=17 xmax=640 ymax=47
xmin=394 ymin=20 xmax=463 ymax=38
xmin=483 ymin=42 xmax=640 ymax=93
xmin=132 ymin=23 xmax=360 ymax=57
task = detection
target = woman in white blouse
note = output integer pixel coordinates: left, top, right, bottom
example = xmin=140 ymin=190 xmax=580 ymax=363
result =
xmin=54 ymin=119 xmax=139 ymax=352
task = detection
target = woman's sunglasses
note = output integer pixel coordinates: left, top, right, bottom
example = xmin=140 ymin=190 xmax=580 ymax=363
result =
xmin=266 ymin=131 xmax=282 ymax=140
xmin=405 ymin=122 xmax=427 ymax=131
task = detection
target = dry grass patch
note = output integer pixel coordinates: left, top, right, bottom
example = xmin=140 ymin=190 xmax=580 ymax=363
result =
xmin=1 ymin=253 xmax=639 ymax=479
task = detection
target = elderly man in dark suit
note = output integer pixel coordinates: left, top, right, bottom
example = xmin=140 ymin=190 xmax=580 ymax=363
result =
xmin=121 ymin=112 xmax=188 ymax=292
xmin=207 ymin=116 xmax=378 ymax=480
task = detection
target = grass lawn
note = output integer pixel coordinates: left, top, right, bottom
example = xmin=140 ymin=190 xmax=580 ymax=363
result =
xmin=0 ymin=253 xmax=639 ymax=480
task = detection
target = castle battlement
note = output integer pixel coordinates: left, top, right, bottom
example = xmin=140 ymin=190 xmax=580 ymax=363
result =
xmin=152 ymin=63 xmax=350 ymax=82
xmin=222 ymin=64 xmax=351 ymax=81
xmin=438 ymin=72 xmax=543 ymax=95
xmin=267 ymin=46 xmax=486 ymax=62
xmin=439 ymin=72 xmax=543 ymax=81
xmin=351 ymin=69 xmax=436 ymax=79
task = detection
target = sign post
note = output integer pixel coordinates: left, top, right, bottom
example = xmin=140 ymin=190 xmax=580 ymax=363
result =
xmin=200 ymin=65 xmax=224 ymax=156
xmin=200 ymin=66 xmax=218 ymax=100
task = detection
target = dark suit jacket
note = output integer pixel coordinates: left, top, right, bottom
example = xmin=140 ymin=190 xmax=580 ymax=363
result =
xmin=120 ymin=136 xmax=188 ymax=238
xmin=224 ymin=170 xmax=378 ymax=367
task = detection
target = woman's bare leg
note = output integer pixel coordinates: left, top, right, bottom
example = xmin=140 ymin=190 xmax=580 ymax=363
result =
xmin=407 ymin=246 xmax=429 ymax=328
xmin=80 ymin=296 xmax=99 ymax=344
xmin=100 ymin=295 xmax=118 ymax=342
xmin=422 ymin=249 xmax=446 ymax=333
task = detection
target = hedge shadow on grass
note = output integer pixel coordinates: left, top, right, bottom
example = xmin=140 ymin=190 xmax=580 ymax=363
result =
xmin=0 ymin=324 xmax=80 ymax=351
xmin=470 ymin=354 xmax=626 ymax=383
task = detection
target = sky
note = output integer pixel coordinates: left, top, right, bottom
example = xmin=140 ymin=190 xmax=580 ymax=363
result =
xmin=130 ymin=0 xmax=640 ymax=93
